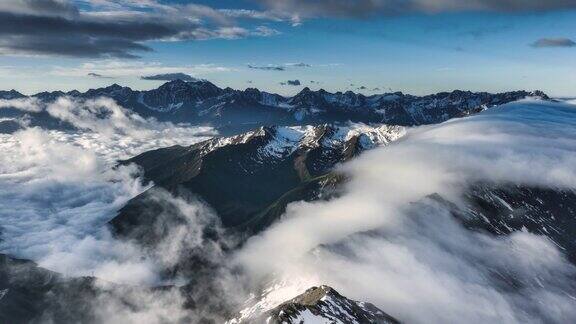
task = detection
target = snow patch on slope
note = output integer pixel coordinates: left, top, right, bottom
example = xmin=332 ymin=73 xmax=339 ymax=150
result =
xmin=256 ymin=124 xmax=406 ymax=160
xmin=137 ymin=93 xmax=183 ymax=112
xmin=226 ymin=279 xmax=315 ymax=324
xmin=260 ymin=126 xmax=317 ymax=158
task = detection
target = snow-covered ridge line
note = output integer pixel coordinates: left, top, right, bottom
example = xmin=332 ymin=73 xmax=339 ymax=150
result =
xmin=197 ymin=123 xmax=406 ymax=160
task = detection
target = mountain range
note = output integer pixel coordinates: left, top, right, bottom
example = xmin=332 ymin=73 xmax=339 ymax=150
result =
xmin=0 ymin=80 xmax=547 ymax=135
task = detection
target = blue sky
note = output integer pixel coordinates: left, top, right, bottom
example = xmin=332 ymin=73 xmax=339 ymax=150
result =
xmin=1 ymin=0 xmax=575 ymax=97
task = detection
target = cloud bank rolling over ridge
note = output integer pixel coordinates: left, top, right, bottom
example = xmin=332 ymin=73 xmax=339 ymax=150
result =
xmin=234 ymin=99 xmax=576 ymax=323
xmin=0 ymin=96 xmax=231 ymax=321
xmin=2 ymin=96 xmax=576 ymax=322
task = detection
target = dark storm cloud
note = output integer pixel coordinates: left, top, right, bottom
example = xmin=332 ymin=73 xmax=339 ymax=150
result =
xmin=28 ymin=0 xmax=75 ymax=13
xmin=531 ymin=37 xmax=576 ymax=48
xmin=1 ymin=34 xmax=152 ymax=59
xmin=0 ymin=12 xmax=180 ymax=40
xmin=0 ymin=1 xmax=269 ymax=58
xmin=141 ymin=73 xmax=198 ymax=82
xmin=255 ymin=0 xmax=576 ymax=18
xmin=0 ymin=9 xmax=189 ymax=58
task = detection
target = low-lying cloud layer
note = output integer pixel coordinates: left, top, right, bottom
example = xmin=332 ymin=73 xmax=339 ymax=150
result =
xmin=234 ymin=99 xmax=576 ymax=323
xmin=0 ymin=96 xmax=216 ymax=280
xmin=0 ymin=95 xmax=230 ymax=321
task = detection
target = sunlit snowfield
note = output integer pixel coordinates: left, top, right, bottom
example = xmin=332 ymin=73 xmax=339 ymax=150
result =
xmin=1 ymin=97 xmax=576 ymax=323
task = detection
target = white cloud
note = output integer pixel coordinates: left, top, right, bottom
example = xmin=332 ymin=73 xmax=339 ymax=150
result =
xmin=0 ymin=96 xmax=217 ymax=281
xmin=0 ymin=97 xmax=43 ymax=112
xmin=219 ymin=8 xmax=287 ymax=21
xmin=252 ymin=25 xmax=282 ymax=37
xmin=233 ymin=99 xmax=576 ymax=323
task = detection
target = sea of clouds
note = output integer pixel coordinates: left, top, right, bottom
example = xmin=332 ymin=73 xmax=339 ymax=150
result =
xmin=0 ymin=96 xmax=231 ymax=322
xmin=0 ymin=97 xmax=218 ymax=282
xmin=2 ymin=96 xmax=576 ymax=323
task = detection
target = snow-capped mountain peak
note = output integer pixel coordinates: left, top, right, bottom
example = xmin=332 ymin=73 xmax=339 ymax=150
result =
xmin=227 ymin=285 xmax=399 ymax=324
xmin=198 ymin=123 xmax=405 ymax=161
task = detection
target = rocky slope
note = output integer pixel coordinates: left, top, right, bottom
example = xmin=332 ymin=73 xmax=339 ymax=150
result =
xmin=0 ymin=254 xmax=97 ymax=324
xmin=440 ymin=184 xmax=576 ymax=264
xmin=110 ymin=123 xmax=405 ymax=244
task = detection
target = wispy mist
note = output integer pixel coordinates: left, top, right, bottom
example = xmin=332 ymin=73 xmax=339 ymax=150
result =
xmin=0 ymin=96 xmax=235 ymax=322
